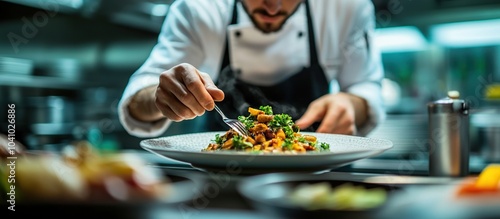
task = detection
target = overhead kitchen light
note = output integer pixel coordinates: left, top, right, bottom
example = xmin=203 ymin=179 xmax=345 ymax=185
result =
xmin=374 ymin=26 xmax=429 ymax=53
xmin=430 ymin=18 xmax=500 ymax=47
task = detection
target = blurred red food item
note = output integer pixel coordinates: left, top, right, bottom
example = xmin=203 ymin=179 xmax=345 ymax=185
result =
xmin=456 ymin=164 xmax=500 ymax=196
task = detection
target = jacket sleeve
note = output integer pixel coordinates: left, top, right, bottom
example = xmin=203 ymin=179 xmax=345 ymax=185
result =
xmin=118 ymin=0 xmax=205 ymax=138
xmin=337 ymin=0 xmax=386 ymax=136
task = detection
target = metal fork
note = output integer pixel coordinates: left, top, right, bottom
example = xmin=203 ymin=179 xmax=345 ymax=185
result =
xmin=214 ymin=104 xmax=249 ymax=136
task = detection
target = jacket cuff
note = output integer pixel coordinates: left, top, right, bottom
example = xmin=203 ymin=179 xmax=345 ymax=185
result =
xmin=346 ymin=82 xmax=386 ymax=136
xmin=118 ymin=74 xmax=171 ymax=138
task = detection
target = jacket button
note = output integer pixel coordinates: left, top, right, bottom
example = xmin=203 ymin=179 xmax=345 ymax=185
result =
xmin=298 ymin=31 xmax=303 ymax=38
xmin=235 ymin=31 xmax=242 ymax=37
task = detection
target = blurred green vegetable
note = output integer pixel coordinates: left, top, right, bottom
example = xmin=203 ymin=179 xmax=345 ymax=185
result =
xmin=288 ymin=182 xmax=387 ymax=211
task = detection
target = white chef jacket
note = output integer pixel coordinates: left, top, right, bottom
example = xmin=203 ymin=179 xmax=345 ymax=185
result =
xmin=118 ymin=0 xmax=386 ymax=138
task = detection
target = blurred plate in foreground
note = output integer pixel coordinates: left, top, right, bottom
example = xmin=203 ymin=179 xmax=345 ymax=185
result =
xmin=4 ymin=171 xmax=202 ymax=218
xmin=237 ymin=172 xmax=402 ymax=219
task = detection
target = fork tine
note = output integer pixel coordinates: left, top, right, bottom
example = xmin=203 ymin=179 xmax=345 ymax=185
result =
xmin=215 ymin=104 xmax=249 ymax=136
xmin=231 ymin=121 xmax=241 ymax=129
xmin=234 ymin=122 xmax=246 ymax=131
xmin=234 ymin=122 xmax=248 ymax=133
xmin=230 ymin=122 xmax=247 ymax=136
xmin=239 ymin=129 xmax=248 ymax=136
xmin=229 ymin=124 xmax=245 ymax=136
xmin=240 ymin=129 xmax=249 ymax=136
xmin=235 ymin=127 xmax=246 ymax=136
xmin=238 ymin=126 xmax=249 ymax=136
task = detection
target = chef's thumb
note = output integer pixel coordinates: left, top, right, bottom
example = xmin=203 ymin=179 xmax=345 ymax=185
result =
xmin=198 ymin=70 xmax=224 ymax=102
xmin=206 ymin=85 xmax=225 ymax=102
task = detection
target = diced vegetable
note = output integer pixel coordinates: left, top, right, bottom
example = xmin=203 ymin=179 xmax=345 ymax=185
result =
xmin=204 ymin=106 xmax=331 ymax=153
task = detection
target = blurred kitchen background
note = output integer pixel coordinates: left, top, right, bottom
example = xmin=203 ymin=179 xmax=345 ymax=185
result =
xmin=0 ymin=0 xmax=499 ymax=165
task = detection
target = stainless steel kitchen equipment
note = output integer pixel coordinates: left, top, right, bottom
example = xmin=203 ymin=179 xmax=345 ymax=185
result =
xmin=470 ymin=108 xmax=500 ymax=162
xmin=0 ymin=57 xmax=34 ymax=75
xmin=23 ymin=96 xmax=77 ymax=150
xmin=25 ymin=96 xmax=75 ymax=124
xmin=427 ymin=91 xmax=470 ymax=177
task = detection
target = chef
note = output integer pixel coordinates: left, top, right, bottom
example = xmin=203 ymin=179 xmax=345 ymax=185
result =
xmin=118 ymin=0 xmax=385 ymax=138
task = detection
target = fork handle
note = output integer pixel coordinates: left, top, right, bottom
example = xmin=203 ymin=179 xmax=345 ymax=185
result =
xmin=214 ymin=104 xmax=226 ymax=119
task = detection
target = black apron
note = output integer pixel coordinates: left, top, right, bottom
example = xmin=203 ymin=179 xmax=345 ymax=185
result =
xmin=207 ymin=0 xmax=329 ymax=132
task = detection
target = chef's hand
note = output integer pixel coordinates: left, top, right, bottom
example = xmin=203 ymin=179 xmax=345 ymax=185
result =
xmin=295 ymin=93 xmax=368 ymax=135
xmin=128 ymin=63 xmax=224 ymax=122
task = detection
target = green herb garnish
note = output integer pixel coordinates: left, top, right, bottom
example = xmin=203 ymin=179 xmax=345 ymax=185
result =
xmin=269 ymin=114 xmax=293 ymax=129
xmin=232 ymin=135 xmax=253 ymax=150
xmin=320 ymin=142 xmax=330 ymax=151
xmin=213 ymin=134 xmax=225 ymax=145
xmin=282 ymin=138 xmax=294 ymax=150
xmin=269 ymin=113 xmax=295 ymax=138
xmin=259 ymin=105 xmax=273 ymax=115
xmin=297 ymin=136 xmax=306 ymax=143
xmin=238 ymin=115 xmax=255 ymax=129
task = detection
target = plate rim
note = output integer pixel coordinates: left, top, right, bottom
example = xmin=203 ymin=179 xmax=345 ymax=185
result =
xmin=139 ymin=131 xmax=394 ymax=157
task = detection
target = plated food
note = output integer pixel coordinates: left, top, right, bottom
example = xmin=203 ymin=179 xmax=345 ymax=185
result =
xmin=140 ymin=121 xmax=393 ymax=174
xmin=204 ymin=106 xmax=330 ymax=154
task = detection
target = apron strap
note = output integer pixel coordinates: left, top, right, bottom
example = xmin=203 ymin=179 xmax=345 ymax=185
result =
xmin=304 ymin=0 xmax=319 ymax=67
xmin=219 ymin=1 xmax=239 ymax=73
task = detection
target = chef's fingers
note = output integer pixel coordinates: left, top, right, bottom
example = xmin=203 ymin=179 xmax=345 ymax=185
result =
xmin=156 ymin=85 xmax=197 ymax=121
xmin=161 ymin=64 xmax=208 ymax=114
xmin=157 ymin=71 xmax=205 ymax=120
xmin=155 ymin=100 xmax=183 ymax=121
xmin=206 ymin=86 xmax=224 ymax=103
xmin=174 ymin=64 xmax=217 ymax=111
xmin=295 ymin=101 xmax=326 ymax=130
xmin=316 ymin=106 xmax=343 ymax=133
xmin=317 ymin=105 xmax=356 ymax=135
xmin=198 ymin=71 xmax=225 ymax=107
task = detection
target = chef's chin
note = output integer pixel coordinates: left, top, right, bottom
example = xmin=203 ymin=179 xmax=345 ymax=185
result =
xmin=256 ymin=22 xmax=285 ymax=34
xmin=248 ymin=12 xmax=289 ymax=33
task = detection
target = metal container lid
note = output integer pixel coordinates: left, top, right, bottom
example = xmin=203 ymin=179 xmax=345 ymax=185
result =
xmin=428 ymin=91 xmax=469 ymax=114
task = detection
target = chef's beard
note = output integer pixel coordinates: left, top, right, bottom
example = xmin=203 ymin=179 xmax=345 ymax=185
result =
xmin=249 ymin=9 xmax=288 ymax=33
xmin=242 ymin=3 xmax=302 ymax=34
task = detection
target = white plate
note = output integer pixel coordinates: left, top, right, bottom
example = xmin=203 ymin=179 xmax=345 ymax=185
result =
xmin=140 ymin=132 xmax=393 ymax=174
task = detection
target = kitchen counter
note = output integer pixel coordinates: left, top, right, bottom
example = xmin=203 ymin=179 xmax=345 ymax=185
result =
xmin=6 ymin=150 xmax=499 ymax=219
xmin=152 ymin=166 xmax=497 ymax=219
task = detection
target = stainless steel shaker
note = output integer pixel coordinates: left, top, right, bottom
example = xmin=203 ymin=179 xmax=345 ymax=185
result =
xmin=428 ymin=91 xmax=469 ymax=177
